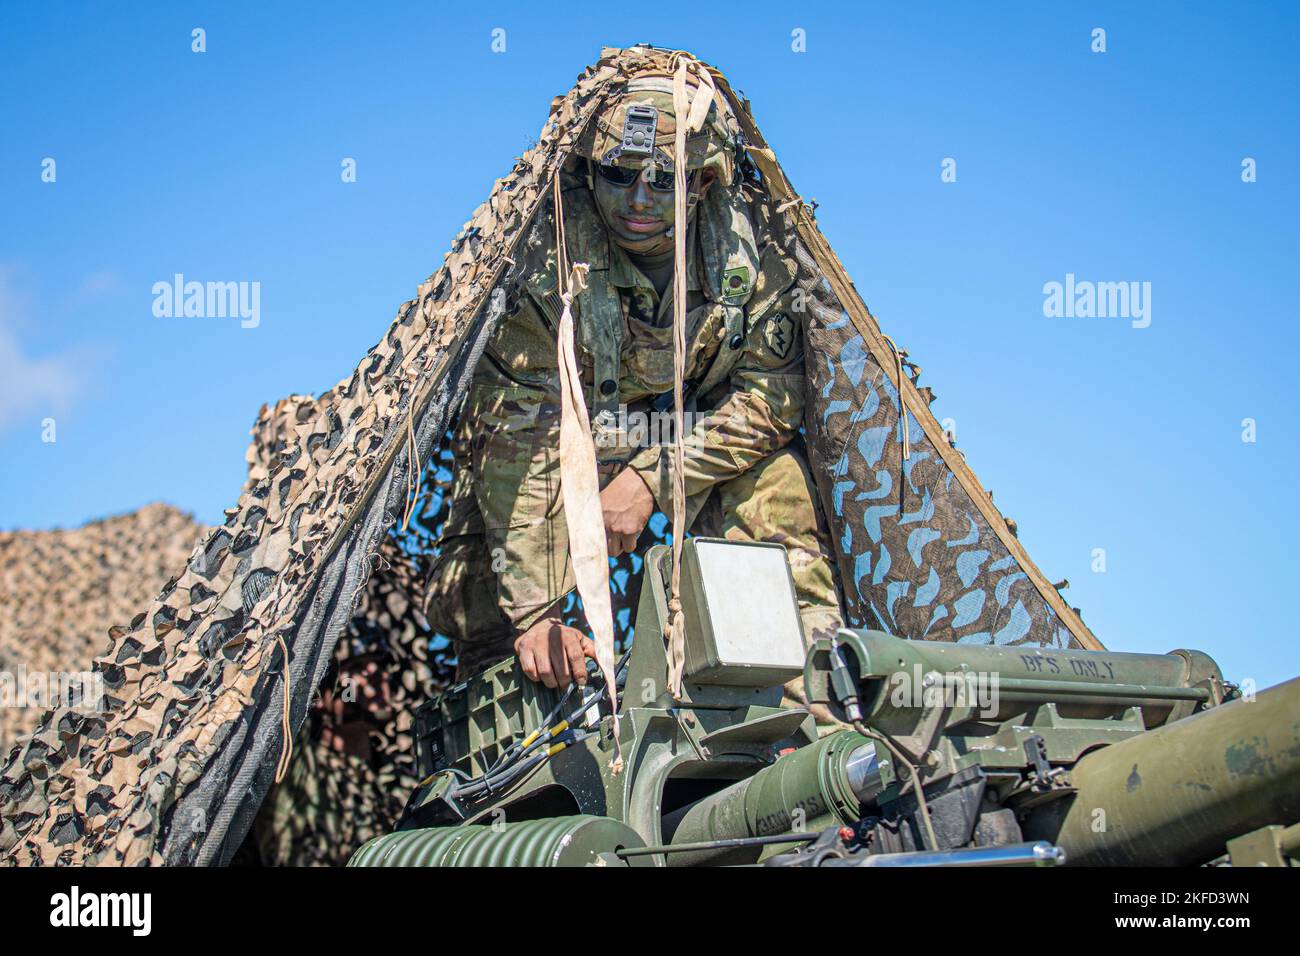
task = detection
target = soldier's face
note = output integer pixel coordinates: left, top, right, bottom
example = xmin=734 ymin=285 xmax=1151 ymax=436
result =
xmin=592 ymin=164 xmax=712 ymax=255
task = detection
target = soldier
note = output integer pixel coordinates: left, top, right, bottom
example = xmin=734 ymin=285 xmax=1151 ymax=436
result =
xmin=428 ymin=69 xmax=842 ymax=700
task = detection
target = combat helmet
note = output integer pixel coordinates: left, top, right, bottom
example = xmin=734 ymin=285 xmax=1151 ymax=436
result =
xmin=576 ymin=67 xmax=744 ymax=187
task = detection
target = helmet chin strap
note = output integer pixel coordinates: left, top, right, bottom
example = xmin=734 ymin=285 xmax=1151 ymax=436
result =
xmin=670 ymin=179 xmax=703 ymax=236
xmin=664 ymin=182 xmax=702 ymax=240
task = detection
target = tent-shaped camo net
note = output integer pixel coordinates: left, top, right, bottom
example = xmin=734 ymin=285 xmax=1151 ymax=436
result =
xmin=0 ymin=46 xmax=1098 ymax=867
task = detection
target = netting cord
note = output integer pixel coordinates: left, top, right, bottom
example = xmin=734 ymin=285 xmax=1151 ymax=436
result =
xmin=399 ymin=400 xmax=422 ymax=531
xmin=882 ymin=334 xmax=910 ymax=463
xmin=273 ymin=634 xmax=293 ymax=783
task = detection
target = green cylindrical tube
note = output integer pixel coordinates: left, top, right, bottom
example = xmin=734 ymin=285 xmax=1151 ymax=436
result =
xmin=807 ymin=630 xmax=1226 ymax=728
xmin=1023 ymin=677 xmax=1300 ymax=865
xmin=662 ymin=731 xmax=878 ymax=866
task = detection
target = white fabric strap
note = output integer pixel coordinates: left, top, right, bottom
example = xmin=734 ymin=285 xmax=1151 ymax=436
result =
xmin=664 ymin=55 xmax=715 ymax=699
xmin=553 ymin=168 xmax=623 ymax=771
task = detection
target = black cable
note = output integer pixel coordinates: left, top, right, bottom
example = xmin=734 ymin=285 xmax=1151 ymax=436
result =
xmin=445 ymin=647 xmax=631 ymax=803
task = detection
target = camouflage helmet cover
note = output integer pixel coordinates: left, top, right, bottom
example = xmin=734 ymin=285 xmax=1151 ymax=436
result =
xmin=578 ymin=73 xmax=742 ymax=186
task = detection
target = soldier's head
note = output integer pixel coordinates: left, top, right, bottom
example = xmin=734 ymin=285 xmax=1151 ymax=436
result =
xmin=579 ymin=75 xmax=740 ymax=256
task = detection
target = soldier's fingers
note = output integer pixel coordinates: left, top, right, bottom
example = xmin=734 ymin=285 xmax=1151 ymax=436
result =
xmin=518 ymin=646 xmax=539 ymax=683
xmin=621 ymin=533 xmax=639 ymax=555
xmin=534 ymin=645 xmax=556 ymax=688
xmin=606 ymin=531 xmax=624 ymax=557
xmin=564 ymin=634 xmax=587 ymax=686
xmin=529 ymin=629 xmax=557 ymax=688
xmin=549 ymin=632 xmax=572 ymax=688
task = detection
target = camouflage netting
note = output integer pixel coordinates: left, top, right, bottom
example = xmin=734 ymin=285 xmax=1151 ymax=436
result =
xmin=223 ymin=397 xmax=448 ymax=865
xmin=237 ymin=405 xmax=661 ymax=865
xmin=0 ymin=46 xmax=1098 ymax=867
xmin=0 ymin=404 xmax=654 ymax=867
xmin=0 ymin=505 xmax=207 ymax=755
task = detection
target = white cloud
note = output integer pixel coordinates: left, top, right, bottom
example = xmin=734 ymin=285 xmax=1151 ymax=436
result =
xmin=0 ymin=267 xmax=98 ymax=433
xmin=75 ymin=270 xmax=121 ymax=298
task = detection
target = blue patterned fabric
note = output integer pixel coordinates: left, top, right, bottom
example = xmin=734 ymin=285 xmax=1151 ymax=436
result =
xmin=798 ymin=253 xmax=1080 ymax=649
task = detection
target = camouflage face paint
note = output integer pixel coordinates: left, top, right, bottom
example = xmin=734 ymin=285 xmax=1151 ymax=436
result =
xmin=592 ymin=165 xmax=678 ymax=255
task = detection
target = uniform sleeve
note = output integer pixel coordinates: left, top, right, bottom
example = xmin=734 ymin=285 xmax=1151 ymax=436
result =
xmin=627 ymin=286 xmax=805 ymax=511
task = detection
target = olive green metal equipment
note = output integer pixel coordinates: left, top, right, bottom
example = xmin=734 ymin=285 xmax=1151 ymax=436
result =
xmin=348 ymin=538 xmax=1300 ymax=867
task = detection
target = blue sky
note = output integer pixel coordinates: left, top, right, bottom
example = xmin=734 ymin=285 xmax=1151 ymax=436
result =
xmin=1 ymin=2 xmax=1296 ymax=688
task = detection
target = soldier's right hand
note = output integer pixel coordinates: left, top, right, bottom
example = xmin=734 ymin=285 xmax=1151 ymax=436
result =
xmin=514 ymin=618 xmax=597 ymax=689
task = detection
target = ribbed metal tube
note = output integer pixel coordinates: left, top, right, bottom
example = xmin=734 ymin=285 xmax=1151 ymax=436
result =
xmin=348 ymin=815 xmax=645 ymax=867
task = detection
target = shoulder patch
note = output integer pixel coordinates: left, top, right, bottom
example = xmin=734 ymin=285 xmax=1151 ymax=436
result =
xmin=764 ymin=312 xmax=795 ymax=359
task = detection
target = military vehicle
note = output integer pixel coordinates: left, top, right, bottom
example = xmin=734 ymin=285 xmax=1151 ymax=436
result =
xmin=349 ymin=539 xmax=1299 ymax=867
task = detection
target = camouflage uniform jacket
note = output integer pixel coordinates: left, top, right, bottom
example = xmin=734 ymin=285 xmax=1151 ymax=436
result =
xmin=459 ymin=180 xmax=807 ymax=630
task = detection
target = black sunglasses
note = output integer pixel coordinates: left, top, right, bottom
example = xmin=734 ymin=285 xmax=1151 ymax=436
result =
xmin=595 ymin=162 xmax=686 ymax=193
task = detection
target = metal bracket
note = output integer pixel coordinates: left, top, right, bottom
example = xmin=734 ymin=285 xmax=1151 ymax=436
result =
xmin=601 ymin=104 xmax=675 ymax=171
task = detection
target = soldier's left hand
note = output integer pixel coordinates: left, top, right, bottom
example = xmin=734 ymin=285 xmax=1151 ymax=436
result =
xmin=599 ymin=467 xmax=655 ymax=557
